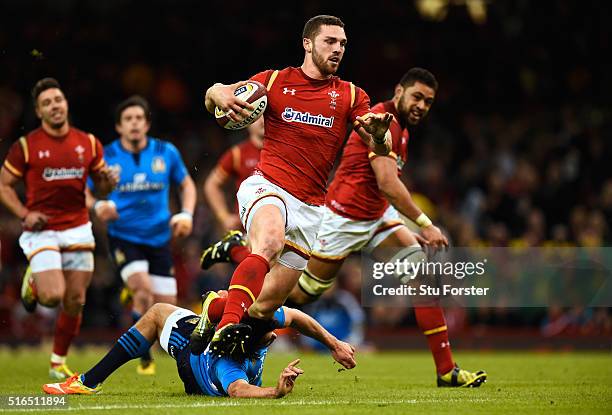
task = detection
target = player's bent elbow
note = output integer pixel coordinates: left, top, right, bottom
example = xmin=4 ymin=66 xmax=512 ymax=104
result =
xmin=227 ymin=381 xmax=260 ymax=398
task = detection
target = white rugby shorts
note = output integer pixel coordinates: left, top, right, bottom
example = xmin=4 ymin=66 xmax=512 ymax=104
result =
xmin=237 ymin=174 xmax=324 ymax=270
xmin=312 ymin=205 xmax=404 ymax=260
xmin=19 ymin=222 xmax=96 ymax=272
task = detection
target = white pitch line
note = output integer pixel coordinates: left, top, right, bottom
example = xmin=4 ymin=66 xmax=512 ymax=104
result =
xmin=1 ymin=397 xmax=491 ymax=412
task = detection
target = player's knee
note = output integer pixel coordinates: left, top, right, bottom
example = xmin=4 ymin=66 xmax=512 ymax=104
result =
xmin=253 ymin=233 xmax=285 ymax=259
xmin=63 ymin=290 xmax=86 ymax=310
xmin=145 ymin=303 xmax=164 ymax=320
xmin=38 ymin=288 xmax=64 ymax=307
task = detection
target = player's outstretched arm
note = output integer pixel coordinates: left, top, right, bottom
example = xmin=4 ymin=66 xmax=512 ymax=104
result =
xmin=355 ymin=112 xmax=393 ymax=156
xmin=204 ymin=81 xmax=254 ymax=122
xmin=370 ymin=156 xmax=448 ymax=249
xmin=283 ymin=307 xmax=357 ymax=369
xmin=227 ymin=359 xmax=303 ymax=398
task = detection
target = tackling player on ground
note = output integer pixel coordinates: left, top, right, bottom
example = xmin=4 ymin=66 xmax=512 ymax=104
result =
xmin=196 ymin=15 xmax=393 ymax=355
xmin=87 ymin=95 xmax=196 ymax=375
xmin=42 ymin=291 xmax=356 ymax=398
xmin=0 ymin=78 xmax=117 ymax=379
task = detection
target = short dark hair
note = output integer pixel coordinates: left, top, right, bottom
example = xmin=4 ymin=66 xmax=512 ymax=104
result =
xmin=399 ymin=68 xmax=438 ymax=91
xmin=302 ymin=15 xmax=345 ymax=40
xmin=31 ymin=77 xmax=62 ymax=106
xmin=115 ymin=95 xmax=151 ymax=125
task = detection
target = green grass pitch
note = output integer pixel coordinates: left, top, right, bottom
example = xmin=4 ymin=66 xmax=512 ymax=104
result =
xmin=0 ymin=348 xmax=610 ymax=414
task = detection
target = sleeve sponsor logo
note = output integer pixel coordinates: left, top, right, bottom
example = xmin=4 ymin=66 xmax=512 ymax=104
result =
xmin=281 ymin=107 xmax=334 ymax=128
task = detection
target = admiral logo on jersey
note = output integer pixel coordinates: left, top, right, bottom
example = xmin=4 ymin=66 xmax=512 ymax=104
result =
xmin=281 ymin=107 xmax=334 ymax=128
xmin=42 ymin=167 xmax=85 ymax=181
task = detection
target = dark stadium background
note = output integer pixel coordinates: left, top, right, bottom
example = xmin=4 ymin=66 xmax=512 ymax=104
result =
xmin=0 ymin=0 xmax=609 ymax=349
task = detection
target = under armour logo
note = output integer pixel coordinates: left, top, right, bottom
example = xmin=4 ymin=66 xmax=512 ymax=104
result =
xmin=440 ymin=341 xmax=450 ymax=348
xmin=255 ymin=187 xmax=266 ymax=195
xmin=283 ymin=88 xmax=296 ymax=95
xmin=241 ymin=302 xmax=248 ymax=313
xmin=38 ymin=150 xmax=50 ymax=159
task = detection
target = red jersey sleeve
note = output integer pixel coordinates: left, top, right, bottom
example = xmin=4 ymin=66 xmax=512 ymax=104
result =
xmin=3 ymin=137 xmax=27 ymax=177
xmin=250 ymin=70 xmax=275 ymax=89
xmin=89 ymin=134 xmax=106 ymax=172
xmin=216 ymin=146 xmax=236 ymax=178
xmin=348 ymin=85 xmax=371 ymax=124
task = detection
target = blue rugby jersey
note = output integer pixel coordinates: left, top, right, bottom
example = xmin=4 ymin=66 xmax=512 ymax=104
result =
xmin=90 ymin=137 xmax=188 ymax=246
xmin=189 ymin=307 xmax=287 ymax=396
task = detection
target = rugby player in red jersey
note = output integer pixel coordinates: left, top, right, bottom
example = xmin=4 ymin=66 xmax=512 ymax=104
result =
xmin=0 ymin=78 xmax=117 ymax=379
xmin=199 ymin=118 xmax=264 ymax=268
xmin=286 ymin=68 xmax=486 ymax=387
xmin=194 ymin=15 xmax=393 ymax=355
xmin=204 ymin=117 xmax=264 ymax=232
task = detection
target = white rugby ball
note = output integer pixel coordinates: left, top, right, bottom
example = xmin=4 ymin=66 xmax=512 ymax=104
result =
xmin=215 ymin=81 xmax=267 ymax=130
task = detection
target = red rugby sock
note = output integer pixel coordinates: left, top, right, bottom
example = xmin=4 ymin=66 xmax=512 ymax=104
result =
xmin=229 ymin=245 xmax=250 ymax=264
xmin=218 ymin=254 xmax=269 ymax=329
xmin=208 ymin=297 xmax=227 ymax=323
xmin=52 ymin=311 xmax=82 ymax=359
xmin=415 ymin=306 xmax=455 ymax=375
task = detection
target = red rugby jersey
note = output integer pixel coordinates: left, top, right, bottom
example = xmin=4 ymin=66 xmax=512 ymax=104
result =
xmin=217 ymin=138 xmax=261 ymax=192
xmin=3 ymin=127 xmax=105 ymax=231
xmin=250 ymin=67 xmax=370 ymax=206
xmin=326 ymin=100 xmax=409 ymax=221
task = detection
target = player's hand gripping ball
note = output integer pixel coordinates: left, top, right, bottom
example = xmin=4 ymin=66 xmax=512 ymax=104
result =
xmin=215 ymin=81 xmax=267 ymax=130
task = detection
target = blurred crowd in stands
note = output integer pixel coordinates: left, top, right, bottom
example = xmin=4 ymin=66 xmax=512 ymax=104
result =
xmin=0 ymin=0 xmax=609 ymax=344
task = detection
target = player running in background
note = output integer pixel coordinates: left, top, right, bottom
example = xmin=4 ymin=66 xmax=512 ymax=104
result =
xmin=204 ymin=116 xmax=263 ymax=233
xmin=287 ymin=68 xmax=486 ymax=387
xmin=0 ymin=78 xmax=117 ymax=379
xmin=42 ymin=291 xmax=356 ymax=398
xmin=199 ymin=117 xmax=264 ymax=269
xmin=87 ymin=95 xmax=196 ymax=375
xmin=198 ymin=15 xmax=393 ymax=355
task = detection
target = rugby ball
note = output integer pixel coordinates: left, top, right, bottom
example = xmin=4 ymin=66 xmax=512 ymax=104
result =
xmin=215 ymin=81 xmax=267 ymax=130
